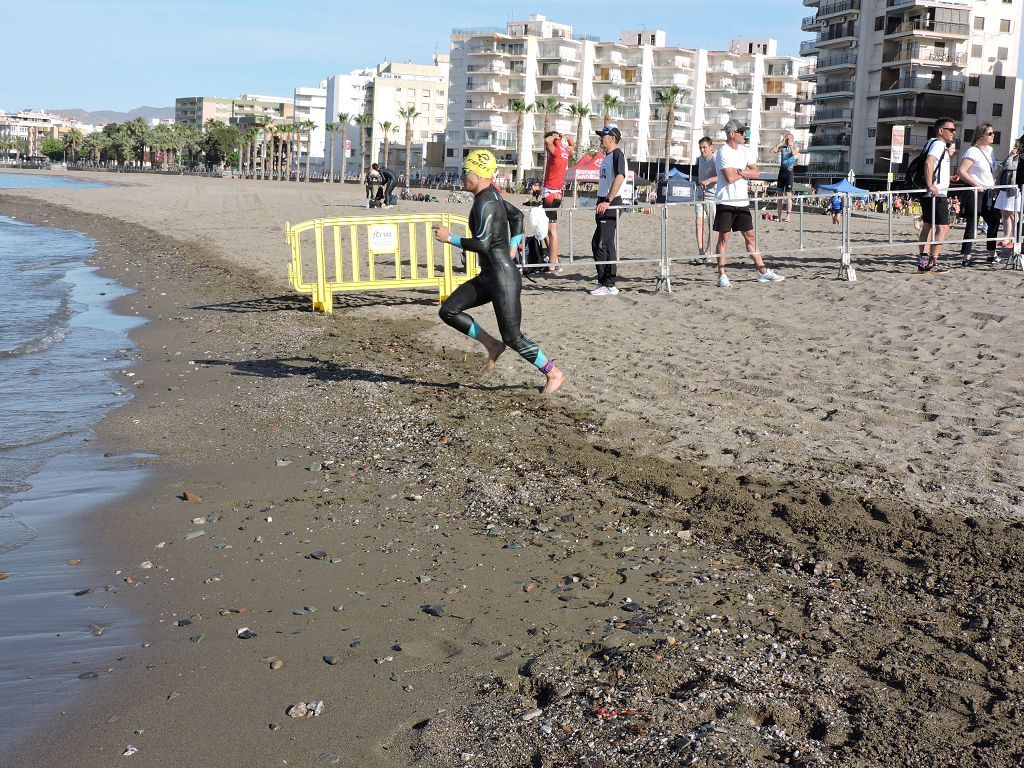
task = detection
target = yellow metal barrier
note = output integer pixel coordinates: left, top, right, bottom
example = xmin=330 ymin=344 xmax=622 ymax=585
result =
xmin=285 ymin=213 xmax=479 ymax=313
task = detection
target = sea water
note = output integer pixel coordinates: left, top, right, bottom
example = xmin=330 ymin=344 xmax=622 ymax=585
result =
xmin=0 ymin=207 xmax=146 ymax=746
xmin=0 ymin=171 xmax=109 ymax=190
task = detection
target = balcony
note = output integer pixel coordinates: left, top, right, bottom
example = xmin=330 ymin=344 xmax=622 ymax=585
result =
xmin=465 ymin=101 xmax=500 ymax=111
xmin=886 ymin=0 xmax=971 ymax=8
xmin=467 ymin=63 xmax=508 ymax=75
xmin=800 ymin=40 xmax=819 ymax=56
xmin=538 ymin=46 xmax=580 ymax=62
xmin=886 ymin=19 xmax=970 ymax=39
xmin=466 ymin=79 xmax=503 ymax=93
xmin=463 ymin=130 xmax=516 ymax=149
xmin=813 ymin=106 xmax=853 ymax=122
xmin=881 ymin=45 xmax=967 ymax=65
xmin=815 ymin=52 xmax=859 ymax=71
xmin=802 ymin=16 xmax=822 ymax=32
xmin=538 ymin=65 xmax=579 ymax=80
xmin=814 ymin=79 xmax=856 ymax=95
xmin=810 ymin=132 xmax=851 ymax=147
xmin=653 ymin=55 xmax=695 ymax=69
xmin=808 ymin=160 xmax=852 ymax=175
xmin=880 ymin=76 xmax=966 ymax=94
xmin=798 ymin=62 xmax=817 ymax=80
xmin=877 ymin=102 xmax=964 ymax=121
xmin=652 ymin=74 xmax=694 ymax=89
xmin=816 ymin=0 xmax=861 ymax=18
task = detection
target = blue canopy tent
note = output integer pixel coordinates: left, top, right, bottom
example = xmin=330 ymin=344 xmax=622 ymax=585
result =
xmin=818 ymin=179 xmax=870 ymax=199
xmin=660 ymin=166 xmax=692 ymax=203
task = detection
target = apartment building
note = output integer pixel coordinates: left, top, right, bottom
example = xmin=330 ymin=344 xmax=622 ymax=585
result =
xmin=800 ymin=0 xmax=1022 ymax=181
xmin=445 ymin=15 xmax=813 ymax=180
xmin=293 ymin=81 xmax=327 ymax=172
xmin=324 ymin=68 xmax=374 ymax=174
xmin=359 ymin=56 xmax=450 ymax=174
xmin=174 ymin=94 xmax=293 ymax=130
xmin=0 ymin=110 xmax=94 ymax=158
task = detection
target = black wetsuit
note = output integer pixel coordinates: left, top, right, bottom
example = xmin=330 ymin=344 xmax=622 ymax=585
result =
xmin=379 ymin=167 xmax=397 ymax=203
xmin=439 ymin=186 xmax=553 ymax=371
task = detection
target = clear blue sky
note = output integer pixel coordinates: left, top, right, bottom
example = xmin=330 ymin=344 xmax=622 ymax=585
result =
xmin=7 ymin=0 xmax=1023 ymax=115
xmin=7 ymin=0 xmax=811 ymax=112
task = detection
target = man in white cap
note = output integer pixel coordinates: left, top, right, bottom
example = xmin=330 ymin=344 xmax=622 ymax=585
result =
xmin=712 ymin=118 xmax=785 ymax=288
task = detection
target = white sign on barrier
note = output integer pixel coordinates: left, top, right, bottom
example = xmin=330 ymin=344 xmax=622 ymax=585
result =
xmin=368 ymin=224 xmax=399 ymax=253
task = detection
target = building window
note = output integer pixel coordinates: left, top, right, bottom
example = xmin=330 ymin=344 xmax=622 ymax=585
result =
xmin=967 ymin=101 xmax=977 ymax=114
xmin=865 ymin=158 xmax=873 ymax=168
xmin=998 ymin=47 xmax=1009 ymax=60
xmin=974 ymin=17 xmax=985 ymax=31
xmin=964 ymin=129 xmax=975 ymax=143
xmin=1000 ymin=19 xmax=1012 ymax=33
xmin=972 ymin=44 xmax=983 ymax=58
xmin=969 ymin=74 xmax=980 ymax=87
xmin=867 ymin=127 xmax=876 ymax=137
xmin=993 ymin=103 xmax=1003 ymax=117
xmin=994 ymin=131 xmax=1002 ymax=143
xmin=446 ymin=148 xmax=455 ymax=157
xmin=996 ymin=75 xmax=1006 ymax=89
xmin=875 ymin=16 xmax=885 ymax=31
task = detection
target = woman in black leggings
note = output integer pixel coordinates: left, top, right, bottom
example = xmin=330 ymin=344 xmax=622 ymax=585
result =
xmin=433 ymin=150 xmax=565 ymax=394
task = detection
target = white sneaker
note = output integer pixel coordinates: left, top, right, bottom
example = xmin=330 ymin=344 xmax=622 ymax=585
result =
xmin=716 ymin=274 xmax=731 ymax=288
xmin=589 ymin=285 xmax=612 ymax=296
xmin=757 ymin=269 xmax=785 ymax=283
xmin=606 ymin=286 xmax=619 ymax=295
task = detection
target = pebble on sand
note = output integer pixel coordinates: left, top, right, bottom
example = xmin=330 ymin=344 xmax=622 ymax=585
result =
xmin=180 ymin=491 xmax=203 ymax=503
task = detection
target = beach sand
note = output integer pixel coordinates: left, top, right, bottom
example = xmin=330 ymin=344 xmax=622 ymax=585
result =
xmin=2 ymin=171 xmax=1023 ymax=767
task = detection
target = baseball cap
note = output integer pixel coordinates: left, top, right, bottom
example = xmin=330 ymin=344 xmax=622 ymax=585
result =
xmin=463 ymin=149 xmax=497 ymax=179
xmin=723 ymin=119 xmax=749 ymax=135
xmin=595 ymin=126 xmax=622 ymax=141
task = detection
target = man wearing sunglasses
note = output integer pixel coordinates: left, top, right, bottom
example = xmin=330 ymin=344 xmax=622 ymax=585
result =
xmin=712 ymin=119 xmax=785 ymax=287
xmin=917 ymin=117 xmax=957 ymax=273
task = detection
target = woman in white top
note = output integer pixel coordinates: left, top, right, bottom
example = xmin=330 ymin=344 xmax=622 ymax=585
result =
xmin=957 ymin=122 xmax=1002 ymax=266
xmin=993 ymin=134 xmax=1023 ymax=247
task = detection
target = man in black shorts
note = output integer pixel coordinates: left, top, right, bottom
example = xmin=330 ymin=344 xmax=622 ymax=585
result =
xmin=916 ymin=117 xmax=956 ymax=273
xmin=711 ymin=119 xmax=785 ymax=288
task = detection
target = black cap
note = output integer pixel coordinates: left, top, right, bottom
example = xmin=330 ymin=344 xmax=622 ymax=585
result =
xmin=595 ymin=125 xmax=622 ymax=141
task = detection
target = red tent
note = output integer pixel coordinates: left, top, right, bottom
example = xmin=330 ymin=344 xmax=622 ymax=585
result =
xmin=566 ymin=153 xmax=605 ymax=182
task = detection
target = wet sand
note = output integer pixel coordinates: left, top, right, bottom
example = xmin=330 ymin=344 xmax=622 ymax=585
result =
xmin=1 ymin=172 xmax=1023 ymax=767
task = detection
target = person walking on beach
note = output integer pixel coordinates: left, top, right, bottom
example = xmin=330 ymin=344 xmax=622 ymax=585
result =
xmin=590 ymin=126 xmax=626 ymax=296
xmin=372 ymin=163 xmax=397 ymax=207
xmin=957 ymin=122 xmax=1002 ymax=266
xmin=917 ymin=117 xmax=957 ymax=273
xmin=541 ymin=131 xmax=574 ymax=274
xmin=829 ymin=193 xmax=843 ymax=225
xmin=712 ymin=119 xmax=785 ymax=288
xmin=432 ymin=149 xmax=565 ymax=395
xmin=770 ymin=132 xmax=799 ymax=222
xmin=693 ymin=136 xmax=717 ymax=262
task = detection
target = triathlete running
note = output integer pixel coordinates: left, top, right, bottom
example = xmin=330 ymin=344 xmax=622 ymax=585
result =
xmin=432 ymin=150 xmax=565 ymax=395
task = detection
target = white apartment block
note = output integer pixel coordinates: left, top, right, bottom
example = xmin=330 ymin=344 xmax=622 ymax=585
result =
xmin=359 ymin=56 xmax=450 ymax=174
xmin=293 ymin=81 xmax=327 ymax=172
xmin=445 ymin=15 xmax=814 ymax=179
xmin=0 ymin=110 xmax=98 ymax=158
xmin=800 ymin=0 xmax=1022 ymax=180
xmin=325 ymin=68 xmax=374 ymax=175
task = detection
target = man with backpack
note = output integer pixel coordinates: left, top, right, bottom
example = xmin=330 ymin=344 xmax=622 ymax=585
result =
xmin=911 ymin=117 xmax=957 ymax=273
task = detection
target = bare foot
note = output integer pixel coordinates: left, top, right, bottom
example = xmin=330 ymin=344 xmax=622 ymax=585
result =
xmin=481 ymin=338 xmax=506 ymax=375
xmin=542 ymin=367 xmax=565 ymax=395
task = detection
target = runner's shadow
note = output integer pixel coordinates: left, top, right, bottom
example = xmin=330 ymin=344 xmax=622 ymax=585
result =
xmin=192 ymin=294 xmax=310 ymax=313
xmin=194 ymin=356 xmax=528 ymax=392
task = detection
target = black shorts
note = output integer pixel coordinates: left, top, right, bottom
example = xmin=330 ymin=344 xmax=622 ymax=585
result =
xmin=714 ymin=205 xmax=753 ymax=233
xmin=920 ymin=196 xmax=950 ymax=226
xmin=777 ymin=168 xmax=794 ymax=193
xmin=542 ymin=194 xmax=562 ymax=223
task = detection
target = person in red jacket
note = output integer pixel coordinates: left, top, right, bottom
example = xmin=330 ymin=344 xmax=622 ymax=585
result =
xmin=541 ymin=131 xmax=574 ymax=274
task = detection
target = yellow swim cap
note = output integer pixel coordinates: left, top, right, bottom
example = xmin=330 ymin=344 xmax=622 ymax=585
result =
xmin=463 ymin=149 xmax=497 ymax=179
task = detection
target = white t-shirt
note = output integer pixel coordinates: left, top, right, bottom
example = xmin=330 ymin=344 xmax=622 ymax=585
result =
xmin=714 ymin=143 xmax=755 ymax=208
xmin=696 ymin=155 xmax=717 ymax=201
xmin=926 ymin=139 xmax=951 ymax=196
xmin=962 ymin=145 xmax=995 ymax=188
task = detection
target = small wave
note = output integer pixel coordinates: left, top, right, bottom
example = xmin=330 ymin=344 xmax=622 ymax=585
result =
xmin=0 ymin=294 xmax=73 ymax=357
xmin=0 ymin=514 xmax=37 ymax=555
xmin=0 ymin=430 xmax=77 ymax=453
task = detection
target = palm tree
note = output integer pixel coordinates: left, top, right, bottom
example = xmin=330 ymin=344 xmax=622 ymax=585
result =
xmin=601 ymin=94 xmax=620 ymax=127
xmin=324 ymin=122 xmax=338 ymax=182
xmin=379 ymin=120 xmax=396 ymax=167
xmin=568 ymin=103 xmax=591 ymax=161
xmin=398 ymin=106 xmax=420 ymax=190
xmin=509 ymin=98 xmax=534 ymax=182
xmin=355 ymin=114 xmax=373 ymax=181
xmin=61 ymin=129 xmax=84 ymax=164
xmin=254 ymin=118 xmax=273 ymax=179
xmin=535 ymin=96 xmax=562 ymax=135
xmin=655 ymin=86 xmax=685 ymax=180
xmin=336 ymin=112 xmax=350 ymax=181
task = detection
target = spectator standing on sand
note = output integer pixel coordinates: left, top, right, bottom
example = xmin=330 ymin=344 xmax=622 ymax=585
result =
xmin=692 ymin=136 xmax=717 ymax=262
xmin=541 ymin=131 xmax=574 ymax=274
xmin=957 ymin=122 xmax=1002 ymax=266
xmin=994 ymin=134 xmax=1022 ymax=247
xmin=916 ymin=117 xmax=957 ymax=274
xmin=711 ymin=118 xmax=785 ymax=288
xmin=770 ymin=132 xmax=799 ymax=222
xmin=589 ymin=126 xmax=626 ymax=296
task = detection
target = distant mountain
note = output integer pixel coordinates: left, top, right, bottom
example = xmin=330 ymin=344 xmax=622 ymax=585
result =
xmin=48 ymin=106 xmax=175 ymax=125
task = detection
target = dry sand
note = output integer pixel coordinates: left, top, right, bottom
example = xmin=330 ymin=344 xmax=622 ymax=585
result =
xmin=2 ymin=170 xmax=1024 ymax=767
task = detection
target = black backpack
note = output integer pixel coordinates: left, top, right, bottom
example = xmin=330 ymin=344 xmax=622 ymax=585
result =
xmin=904 ymin=138 xmax=941 ymax=192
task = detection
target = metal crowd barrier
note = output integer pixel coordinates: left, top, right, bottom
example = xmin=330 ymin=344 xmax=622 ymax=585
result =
xmin=285 ymin=213 xmax=477 ymax=313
